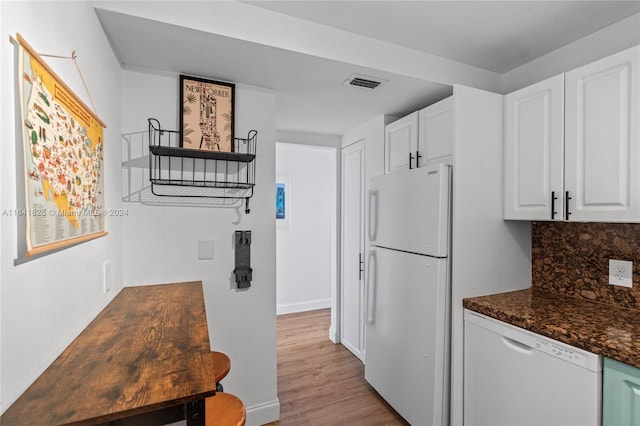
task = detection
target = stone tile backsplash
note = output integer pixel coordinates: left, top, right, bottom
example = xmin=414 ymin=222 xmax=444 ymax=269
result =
xmin=532 ymin=221 xmax=640 ymax=310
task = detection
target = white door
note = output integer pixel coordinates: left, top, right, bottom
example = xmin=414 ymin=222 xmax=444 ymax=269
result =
xmin=565 ymin=45 xmax=640 ymax=222
xmin=384 ymin=111 xmax=418 ymax=173
xmin=341 ymin=140 xmax=365 ymax=359
xmin=504 ymin=74 xmax=565 ymax=220
xmin=419 ymin=96 xmax=454 ymax=166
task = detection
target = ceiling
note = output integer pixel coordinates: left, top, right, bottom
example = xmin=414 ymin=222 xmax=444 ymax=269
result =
xmin=96 ymin=1 xmax=640 ymax=136
xmin=245 ymin=1 xmax=640 ymax=74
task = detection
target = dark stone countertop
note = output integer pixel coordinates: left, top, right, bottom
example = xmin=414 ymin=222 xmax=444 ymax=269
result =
xmin=463 ymin=287 xmax=640 ymax=369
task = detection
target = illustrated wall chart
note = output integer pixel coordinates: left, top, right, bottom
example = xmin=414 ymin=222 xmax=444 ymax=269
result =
xmin=17 ymin=35 xmax=107 ymax=256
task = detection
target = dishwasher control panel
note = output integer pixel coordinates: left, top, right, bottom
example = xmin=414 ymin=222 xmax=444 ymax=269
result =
xmin=534 ymin=339 xmax=588 ymax=367
xmin=465 ymin=310 xmax=602 ymax=372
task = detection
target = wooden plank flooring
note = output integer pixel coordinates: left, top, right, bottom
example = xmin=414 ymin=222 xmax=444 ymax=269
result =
xmin=264 ymin=309 xmax=409 ymax=426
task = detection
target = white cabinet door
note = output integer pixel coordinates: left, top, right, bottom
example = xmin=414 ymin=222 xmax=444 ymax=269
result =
xmin=565 ymin=45 xmax=640 ymax=222
xmin=341 ymin=140 xmax=365 ymax=360
xmin=384 ymin=111 xmax=418 ymax=173
xmin=504 ymin=46 xmax=640 ymax=222
xmin=419 ymin=96 xmax=454 ymax=167
xmin=504 ymin=74 xmax=565 ymax=220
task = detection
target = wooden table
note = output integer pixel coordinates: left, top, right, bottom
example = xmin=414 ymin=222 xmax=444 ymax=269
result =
xmin=1 ymin=282 xmax=216 ymax=425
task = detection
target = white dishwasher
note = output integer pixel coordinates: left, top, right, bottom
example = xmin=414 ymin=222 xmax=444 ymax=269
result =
xmin=464 ymin=309 xmax=602 ymax=426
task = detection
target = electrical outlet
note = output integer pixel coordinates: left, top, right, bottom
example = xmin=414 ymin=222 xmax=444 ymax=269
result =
xmin=103 ymin=261 xmax=112 ymax=294
xmin=609 ymin=259 xmax=632 ymax=288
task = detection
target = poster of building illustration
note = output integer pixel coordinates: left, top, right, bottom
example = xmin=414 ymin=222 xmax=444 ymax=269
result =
xmin=180 ymin=75 xmax=235 ymax=152
xmin=17 ymin=35 xmax=106 ymax=256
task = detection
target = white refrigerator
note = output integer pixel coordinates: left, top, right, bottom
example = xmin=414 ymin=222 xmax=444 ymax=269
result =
xmin=365 ymin=163 xmax=451 ymax=426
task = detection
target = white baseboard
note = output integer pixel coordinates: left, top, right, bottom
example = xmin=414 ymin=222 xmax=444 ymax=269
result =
xmin=276 ymin=298 xmax=331 ymax=315
xmin=328 ymin=326 xmax=339 ymax=343
xmin=341 ymin=339 xmax=364 ymax=361
xmin=246 ymin=399 xmax=280 ymax=426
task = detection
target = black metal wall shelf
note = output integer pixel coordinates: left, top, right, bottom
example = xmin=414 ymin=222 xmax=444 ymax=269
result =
xmin=149 ymin=145 xmax=255 ymax=163
xmin=147 ymin=118 xmax=257 ymax=213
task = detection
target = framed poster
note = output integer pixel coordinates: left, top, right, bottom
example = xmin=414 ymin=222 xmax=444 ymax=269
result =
xmin=180 ymin=75 xmax=235 ymax=152
xmin=276 ymin=183 xmax=286 ymax=219
xmin=276 ymin=176 xmax=290 ymax=228
xmin=16 ymin=34 xmax=107 ymax=256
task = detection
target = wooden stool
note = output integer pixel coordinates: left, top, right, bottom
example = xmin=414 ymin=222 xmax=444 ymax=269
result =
xmin=212 ymin=351 xmax=231 ymax=392
xmin=205 ymin=392 xmax=246 ymax=426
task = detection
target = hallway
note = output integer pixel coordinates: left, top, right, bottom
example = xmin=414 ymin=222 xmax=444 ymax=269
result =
xmin=268 ymin=309 xmax=408 ymax=425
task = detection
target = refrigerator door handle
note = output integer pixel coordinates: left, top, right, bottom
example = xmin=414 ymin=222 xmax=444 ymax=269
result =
xmin=368 ymin=190 xmax=378 ymax=242
xmin=366 ymin=249 xmax=377 ymax=325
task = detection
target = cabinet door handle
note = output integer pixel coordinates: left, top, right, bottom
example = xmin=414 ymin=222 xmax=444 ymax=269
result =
xmin=551 ymin=191 xmax=558 ymax=220
xmin=565 ymin=191 xmax=572 ymax=221
xmin=359 ymin=253 xmax=364 ymax=281
xmin=409 ymin=152 xmax=414 ymax=169
xmin=415 ymin=150 xmax=422 ymax=168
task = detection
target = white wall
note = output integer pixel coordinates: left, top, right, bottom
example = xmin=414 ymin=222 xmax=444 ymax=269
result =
xmin=0 ymin=1 xmax=124 ymax=412
xmin=449 ymin=85 xmax=532 ymax=425
xmin=275 ymin=142 xmax=336 ymax=314
xmin=276 ymin=130 xmax=341 ymax=148
xmin=121 ymin=70 xmax=279 ymax=426
xmin=502 ymin=13 xmax=640 ymax=93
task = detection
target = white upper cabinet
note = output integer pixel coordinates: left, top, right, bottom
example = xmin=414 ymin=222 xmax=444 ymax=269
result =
xmin=384 ymin=96 xmax=453 ymax=174
xmin=385 ymin=111 xmax=419 ymax=173
xmin=504 ymin=75 xmax=565 ymax=220
xmin=505 ymin=45 xmax=639 ymax=222
xmin=565 ymin=46 xmax=640 ymax=222
xmin=419 ymin=96 xmax=454 ymax=167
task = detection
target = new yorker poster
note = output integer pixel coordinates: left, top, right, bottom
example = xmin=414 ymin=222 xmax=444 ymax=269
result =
xmin=17 ymin=34 xmax=107 ymax=257
xmin=180 ymin=75 xmax=235 ymax=152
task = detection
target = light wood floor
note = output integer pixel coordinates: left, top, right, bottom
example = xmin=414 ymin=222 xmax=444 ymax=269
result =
xmin=264 ymin=309 xmax=408 ymax=426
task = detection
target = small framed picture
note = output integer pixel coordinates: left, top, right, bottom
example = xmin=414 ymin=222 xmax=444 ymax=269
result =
xmin=276 ymin=177 xmax=290 ymax=228
xmin=179 ymin=75 xmax=235 ymax=152
xmin=276 ymin=183 xmax=286 ymax=219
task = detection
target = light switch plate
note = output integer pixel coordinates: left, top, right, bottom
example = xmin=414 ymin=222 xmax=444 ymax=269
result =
xmin=198 ymin=240 xmax=215 ymax=260
xmin=609 ymin=259 xmax=632 ymax=288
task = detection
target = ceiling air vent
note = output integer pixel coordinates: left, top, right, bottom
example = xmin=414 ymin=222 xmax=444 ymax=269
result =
xmin=344 ymin=74 xmax=387 ymax=90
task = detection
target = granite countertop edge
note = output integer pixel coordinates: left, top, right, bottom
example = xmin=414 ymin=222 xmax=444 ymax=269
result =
xmin=463 ymin=287 xmax=640 ymax=369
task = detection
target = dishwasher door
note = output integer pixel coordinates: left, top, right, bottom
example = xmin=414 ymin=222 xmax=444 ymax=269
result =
xmin=464 ymin=310 xmax=602 ymax=426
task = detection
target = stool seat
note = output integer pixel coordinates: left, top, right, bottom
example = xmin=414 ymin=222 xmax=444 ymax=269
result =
xmin=205 ymin=392 xmax=246 ymax=426
xmin=212 ymin=351 xmax=231 ymax=383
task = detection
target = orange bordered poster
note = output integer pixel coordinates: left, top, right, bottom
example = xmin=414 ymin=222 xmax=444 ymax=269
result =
xmin=17 ymin=35 xmax=107 ymax=256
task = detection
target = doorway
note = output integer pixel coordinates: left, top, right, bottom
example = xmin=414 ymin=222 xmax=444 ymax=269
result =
xmin=275 ymin=142 xmax=337 ymax=315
